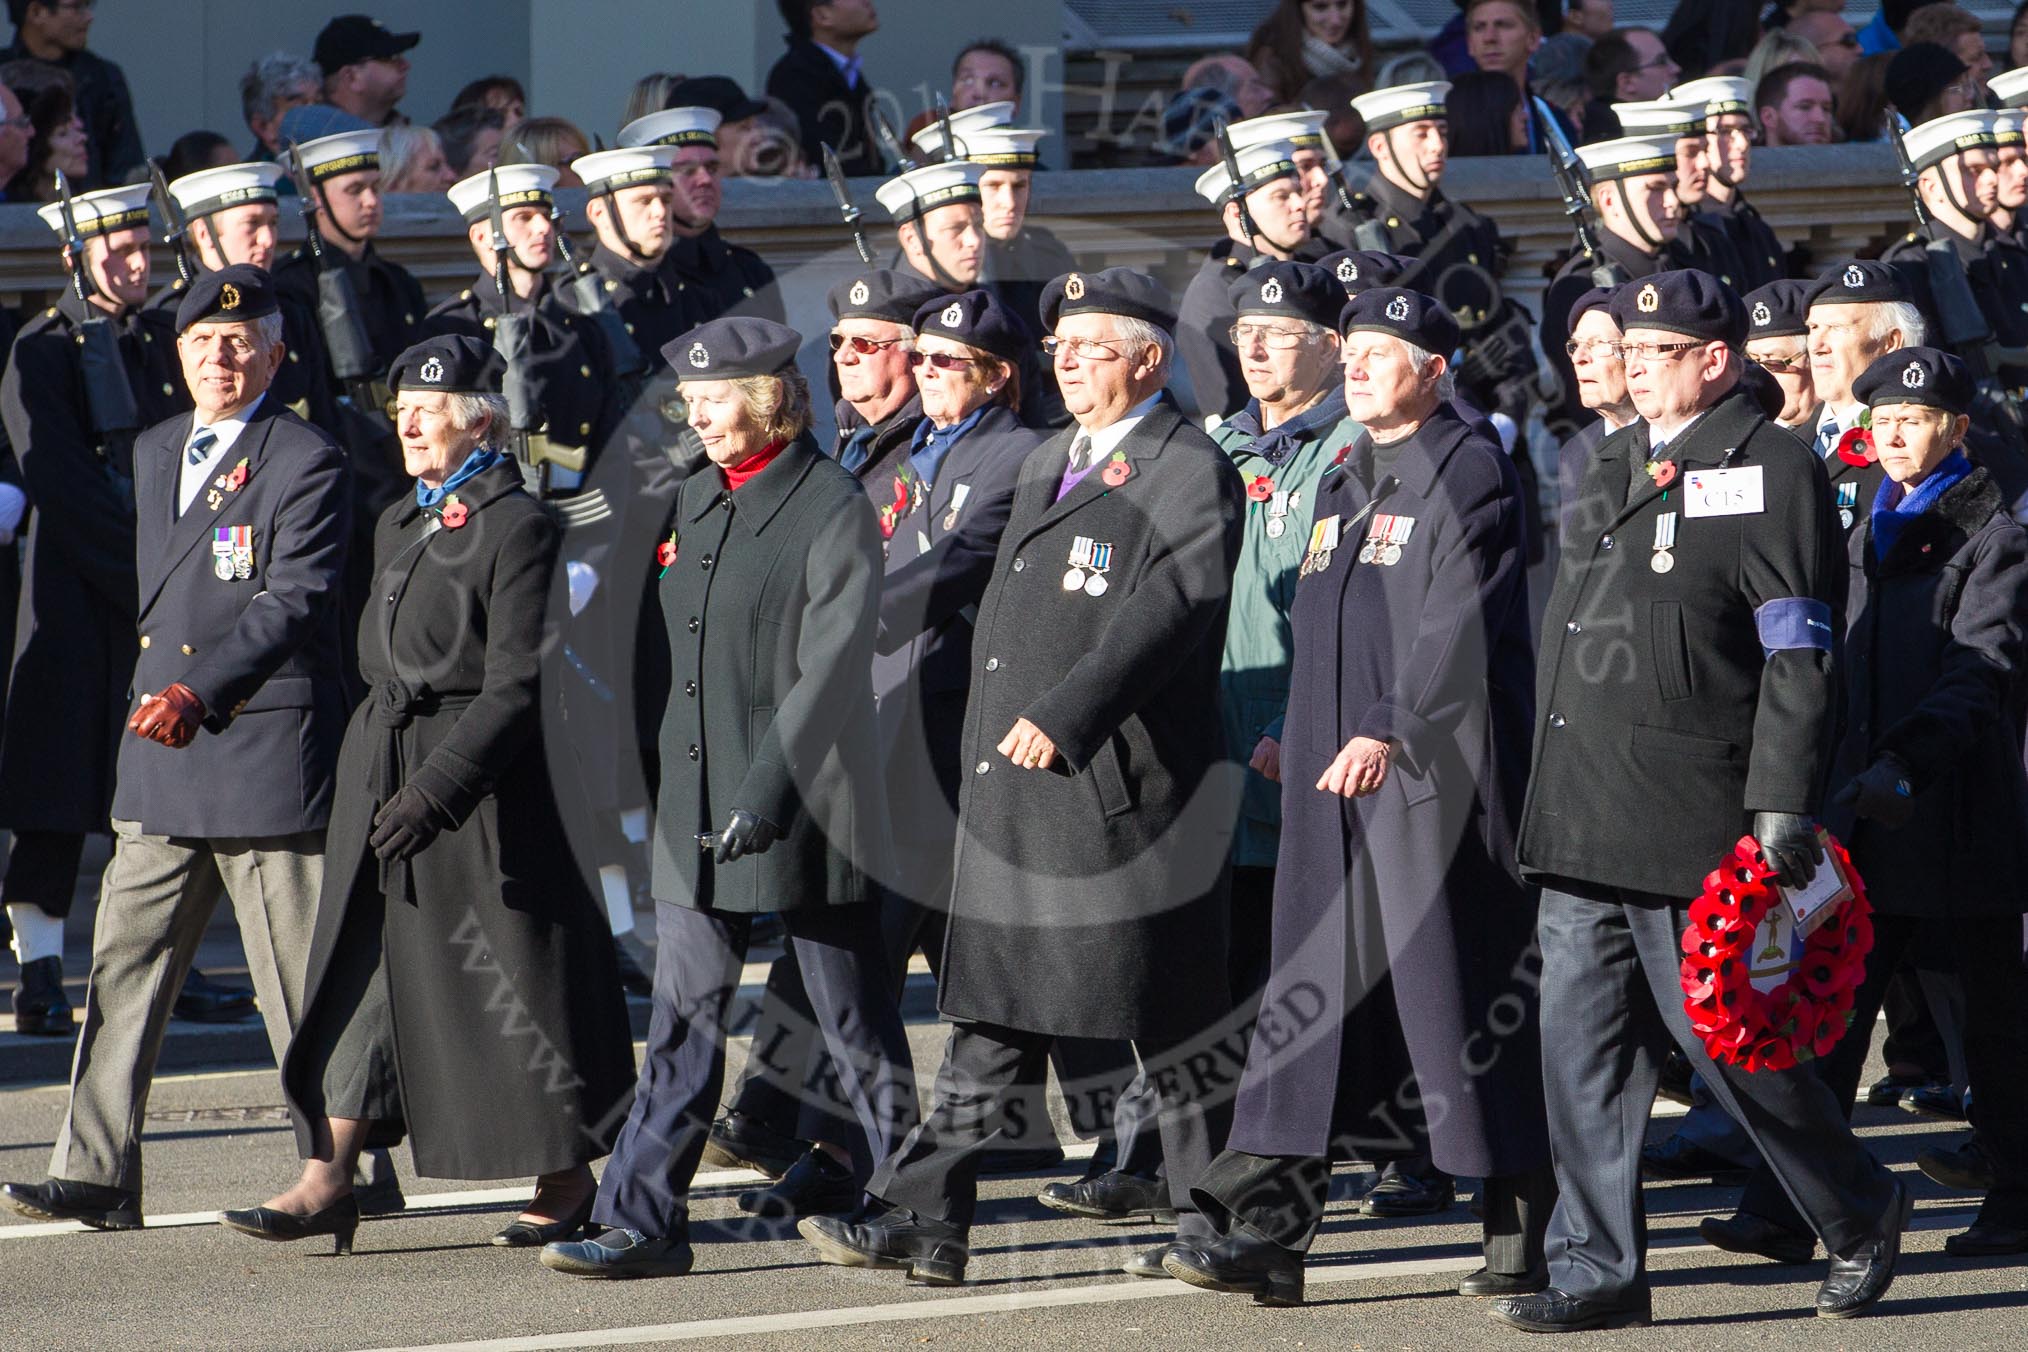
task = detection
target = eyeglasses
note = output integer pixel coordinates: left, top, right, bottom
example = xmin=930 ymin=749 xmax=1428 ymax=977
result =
xmin=1564 ymin=339 xmax=1623 ymax=361
xmin=830 ymin=332 xmax=910 ymax=356
xmin=1750 ymin=352 xmax=1810 ymax=374
xmin=908 ymin=350 xmax=981 ymax=371
xmin=1620 ymin=340 xmax=1703 ymax=362
xmin=1228 ymin=323 xmax=1314 ymax=350
xmin=0 ymin=115 xmax=31 ymax=133
xmin=1041 ymin=335 xmax=1130 ymax=361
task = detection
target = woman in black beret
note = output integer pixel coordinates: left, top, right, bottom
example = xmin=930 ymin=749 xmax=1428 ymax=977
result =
xmin=221 ymin=335 xmax=635 ymax=1255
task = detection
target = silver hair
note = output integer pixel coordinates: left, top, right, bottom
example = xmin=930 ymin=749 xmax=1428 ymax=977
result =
xmin=1109 ymin=314 xmax=1174 ymax=371
xmin=253 ymin=311 xmax=286 ymax=348
xmin=1864 ymin=301 xmax=1927 ymax=348
xmin=239 ymin=51 xmax=322 ymax=130
xmin=1399 ymin=339 xmax=1459 ymax=402
xmin=447 ymin=392 xmax=511 ymax=439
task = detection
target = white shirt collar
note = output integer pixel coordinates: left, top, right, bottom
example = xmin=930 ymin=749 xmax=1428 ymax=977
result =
xmin=177 ymin=395 xmax=265 ymax=514
xmin=1075 ymin=391 xmax=1164 ymax=462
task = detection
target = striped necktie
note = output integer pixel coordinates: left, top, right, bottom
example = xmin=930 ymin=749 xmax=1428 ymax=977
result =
xmin=187 ymin=426 xmax=217 ymax=465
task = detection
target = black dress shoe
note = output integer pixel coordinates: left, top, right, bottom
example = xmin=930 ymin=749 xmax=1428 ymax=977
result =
xmin=172 ymin=968 xmax=256 ymax=1023
xmin=1945 ymin=1221 xmax=2028 ymax=1257
xmin=1641 ymin=1133 xmax=1751 ymax=1184
xmin=1700 ymin=1211 xmax=1817 ymax=1264
xmin=1489 ymin=1287 xmax=1651 ymax=1332
xmin=1362 ymin=1161 xmax=1456 ymax=1217
xmin=493 ymin=1193 xmax=596 ymax=1247
xmin=979 ymin=1143 xmax=1065 ymax=1175
xmin=541 ymin=1226 xmax=694 ymax=1278
xmin=1899 ymin=1082 xmax=1966 ymax=1122
xmin=1459 ymin=1266 xmax=1550 ymax=1297
xmin=1036 ymin=1170 xmax=1175 ymax=1222
xmin=700 ymin=1110 xmax=807 ymax=1179
xmin=1656 ymin=1049 xmax=1696 ymax=1107
xmin=1919 ymin=1138 xmax=1998 ymax=1193
xmin=738 ymin=1148 xmax=860 ymax=1218
xmin=799 ymin=1207 xmax=968 ymax=1285
xmin=1122 ymin=1242 xmax=1177 ymax=1278
xmin=2 ymin=1177 xmax=142 ymax=1230
xmin=218 ymin=1196 xmax=360 ymax=1255
xmin=1162 ymin=1232 xmax=1305 ymax=1306
xmin=1817 ymin=1181 xmax=1912 ymax=1318
xmin=353 ymin=1148 xmax=405 ymax=1218
xmin=10 ymin=956 xmax=73 ymax=1036
xmin=1865 ymin=1071 xmax=1930 ymax=1107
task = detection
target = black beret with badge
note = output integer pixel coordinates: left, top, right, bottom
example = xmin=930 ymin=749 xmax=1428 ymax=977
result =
xmin=1338 ymin=287 xmax=1461 ymax=357
xmin=1608 ymin=268 xmax=1745 ymax=346
xmin=666 ymin=316 xmax=803 ymax=380
xmin=1228 ymin=261 xmax=1342 ymax=328
xmin=1318 ymin=248 xmax=1412 ymax=295
xmin=828 ymin=268 xmax=945 ymax=325
xmin=389 ymin=334 xmax=505 ymax=395
xmin=1743 ymin=279 xmax=1813 ymax=339
xmin=1039 ymin=267 xmax=1178 ymax=333
xmin=174 ymin=263 xmax=280 ymax=334
xmin=1854 ymin=345 xmax=1974 ymax=415
xmin=911 ymin=288 xmax=1031 ymax=364
xmin=1566 ymin=284 xmax=1620 ymax=333
xmin=1804 ymin=259 xmax=1909 ymax=309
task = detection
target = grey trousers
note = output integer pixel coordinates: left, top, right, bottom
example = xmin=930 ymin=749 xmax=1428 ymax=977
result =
xmin=49 ymin=818 xmax=322 ymax=1193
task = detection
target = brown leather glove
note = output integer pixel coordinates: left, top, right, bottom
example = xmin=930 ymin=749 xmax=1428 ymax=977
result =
xmin=127 ymin=683 xmax=206 ymax=749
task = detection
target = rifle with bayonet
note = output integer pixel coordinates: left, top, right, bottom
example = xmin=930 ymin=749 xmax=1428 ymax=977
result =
xmin=147 ymin=159 xmax=194 ymax=288
xmin=822 ymin=144 xmax=875 ymax=265
xmin=483 ymin=167 xmax=583 ymax=494
xmin=1213 ymin=118 xmax=1266 ymax=258
xmin=1302 ymin=103 xmax=1358 ymax=215
xmin=54 ymin=168 xmax=141 ymax=483
xmin=934 ymin=94 xmax=958 ymax=162
xmin=869 ymin=104 xmax=917 ymax=173
xmin=1534 ymin=97 xmax=1627 ymax=288
xmin=548 ymin=195 xmax=647 ymax=381
xmin=283 ymin=140 xmax=384 ymax=415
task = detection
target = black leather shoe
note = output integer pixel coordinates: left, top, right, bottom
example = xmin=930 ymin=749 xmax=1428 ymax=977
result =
xmin=2 ymin=1177 xmax=142 ymax=1230
xmin=1036 ymin=1170 xmax=1175 ymax=1222
xmin=1700 ymin=1211 xmax=1817 ymax=1264
xmin=1919 ymin=1138 xmax=1998 ymax=1193
xmin=979 ymin=1143 xmax=1065 ymax=1175
xmin=1945 ymin=1221 xmax=2028 ymax=1257
xmin=1656 ymin=1049 xmax=1696 ymax=1107
xmin=1899 ymin=1082 xmax=1966 ymax=1122
xmin=493 ymin=1194 xmax=596 ymax=1247
xmin=1362 ymin=1162 xmax=1456 ymax=1217
xmin=1865 ymin=1071 xmax=1930 ymax=1107
xmin=172 ymin=968 xmax=256 ymax=1023
xmin=738 ymin=1148 xmax=859 ymax=1218
xmin=1490 ymin=1287 xmax=1651 ymax=1332
xmin=1122 ymin=1242 xmax=1177 ymax=1278
xmin=10 ymin=956 xmax=73 ymax=1036
xmin=613 ymin=936 xmax=654 ymax=999
xmin=1459 ymin=1266 xmax=1550 ymax=1297
xmin=1817 ymin=1181 xmax=1912 ymax=1318
xmin=219 ymin=1196 xmax=360 ymax=1255
xmin=541 ymin=1226 xmax=694 ymax=1278
xmin=700 ymin=1110 xmax=807 ymax=1179
xmin=799 ymin=1207 xmax=968 ymax=1285
xmin=1641 ymin=1134 xmax=1751 ymax=1185
xmin=1162 ymin=1232 xmax=1305 ymax=1306
xmin=353 ymin=1148 xmax=405 ymax=1218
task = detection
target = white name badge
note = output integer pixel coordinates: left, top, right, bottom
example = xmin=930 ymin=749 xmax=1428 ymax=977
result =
xmin=1681 ymin=465 xmax=1766 ymax=519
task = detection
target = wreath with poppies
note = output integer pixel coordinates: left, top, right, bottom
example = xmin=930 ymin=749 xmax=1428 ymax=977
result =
xmin=1678 ymin=833 xmax=1874 ymax=1072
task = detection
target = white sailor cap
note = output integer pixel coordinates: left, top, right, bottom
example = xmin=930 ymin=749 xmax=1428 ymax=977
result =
xmin=1349 ymin=81 xmax=1450 ymax=133
xmin=1669 ymin=76 xmax=1753 ymax=120
xmin=1991 ymin=66 xmax=2028 ymax=109
xmin=908 ymin=100 xmax=1019 ymax=157
xmin=1612 ymin=98 xmax=1705 ymax=141
xmin=1574 ymin=135 xmax=1677 ymax=181
xmin=618 ymin=107 xmax=721 ymax=150
xmin=1904 ymin=109 xmax=1998 ymax=173
xmin=1193 ymin=139 xmax=1300 ymax=207
xmin=570 ymin=145 xmax=680 ymax=192
xmin=36 ymin=181 xmax=153 ymax=240
xmin=447 ymin=162 xmax=560 ymax=223
xmin=1997 ymin=109 xmax=2026 ymax=148
xmin=937 ymin=125 xmax=1047 ymax=167
xmin=1227 ymin=109 xmax=1330 ymax=153
xmin=167 ymin=161 xmax=285 ymax=219
xmin=292 ymin=128 xmax=384 ymax=183
xmin=875 ymin=159 xmax=984 ymax=224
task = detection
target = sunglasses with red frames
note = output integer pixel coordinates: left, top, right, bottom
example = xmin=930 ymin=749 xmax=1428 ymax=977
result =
xmin=907 ymin=351 xmax=982 ymax=370
xmin=829 ymin=333 xmax=911 ymax=355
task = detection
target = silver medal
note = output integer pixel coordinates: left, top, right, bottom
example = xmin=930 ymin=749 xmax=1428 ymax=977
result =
xmin=1839 ymin=508 xmax=1854 ymax=529
xmin=1651 ymin=551 xmax=1675 ymax=574
xmin=214 ymin=555 xmax=234 ymax=581
xmin=1265 ymin=517 xmax=1286 ymax=539
xmin=1084 ymin=572 xmax=1108 ymax=597
xmin=1357 ymin=542 xmax=1377 ymax=564
xmin=1380 ymin=543 xmax=1403 ymax=567
xmin=1062 ymin=567 xmax=1086 ymax=591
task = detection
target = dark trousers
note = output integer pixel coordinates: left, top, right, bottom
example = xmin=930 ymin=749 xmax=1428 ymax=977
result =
xmin=869 ymin=1019 xmax=1232 ymax=1239
xmin=3 ymin=830 xmax=87 ymax=917
xmin=1536 ymin=887 xmax=1897 ymax=1303
xmin=593 ymin=902 xmax=918 ymax=1237
xmin=1881 ymin=962 xmax=1952 ymax=1079
xmin=1737 ymin=911 xmax=2028 ymax=1229
xmin=1193 ymin=1149 xmax=1555 ymax=1271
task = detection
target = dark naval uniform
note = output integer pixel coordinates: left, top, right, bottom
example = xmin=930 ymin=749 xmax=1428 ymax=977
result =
xmin=272 ymin=242 xmax=427 ymax=390
xmin=1177 ymin=239 xmax=1273 ymax=422
xmin=1540 ymin=233 xmax=1685 ymax=434
xmin=986 ymin=225 xmax=1077 ymax=344
xmin=1884 ymin=226 xmax=2028 ymax=351
xmin=1711 ymin=191 xmax=1787 ymax=290
xmin=665 ymin=225 xmax=782 ymax=325
xmin=1677 ymin=209 xmax=1749 ymax=291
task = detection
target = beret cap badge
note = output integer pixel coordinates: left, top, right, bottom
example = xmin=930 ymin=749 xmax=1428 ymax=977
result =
xmin=1844 ymin=263 xmax=1866 ymax=288
xmin=1064 ymin=273 xmax=1085 ymax=301
xmin=219 ymin=283 xmax=241 ymax=311
xmin=1903 ymin=361 xmax=1925 ymax=388
xmin=848 ymin=278 xmax=870 ymax=306
xmin=1337 ymin=258 xmax=1357 ymax=281
xmin=1751 ymin=301 xmax=1771 ymax=326
xmin=1385 ymin=293 xmax=1410 ymax=322
xmin=1260 ymin=277 xmax=1283 ymax=304
xmin=688 ymin=341 xmax=709 ymax=368
xmin=1636 ymin=283 xmax=1660 ymax=314
xmin=940 ymin=300 xmax=965 ymax=327
xmin=418 ymin=356 xmax=444 ymax=384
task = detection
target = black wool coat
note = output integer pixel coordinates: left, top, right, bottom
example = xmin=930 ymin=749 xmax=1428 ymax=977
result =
xmin=932 ymin=400 xmax=1246 ymax=1042
xmin=664 ymin=227 xmax=784 ymax=325
xmin=286 ymin=459 xmax=634 ymax=1180
xmin=1826 ymin=466 xmax=2028 ymax=918
xmin=1519 ymin=387 xmax=1845 ymax=900
xmin=649 ymin=435 xmax=893 ymax=914
xmin=1227 ymin=405 xmax=1548 ymax=1177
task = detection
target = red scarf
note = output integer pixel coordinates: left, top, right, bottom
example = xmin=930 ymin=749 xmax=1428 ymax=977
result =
xmin=721 ymin=438 xmax=787 ymax=492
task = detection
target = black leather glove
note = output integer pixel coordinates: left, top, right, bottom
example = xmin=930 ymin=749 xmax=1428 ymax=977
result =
xmin=713 ymin=809 xmax=779 ymax=865
xmin=370 ymin=786 xmax=450 ymax=863
xmin=1833 ymin=754 xmax=1916 ymax=830
xmin=1753 ymin=810 xmax=1824 ymax=891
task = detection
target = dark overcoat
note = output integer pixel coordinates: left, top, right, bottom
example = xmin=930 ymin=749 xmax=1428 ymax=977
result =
xmin=272 ymin=241 xmax=428 ymax=383
xmin=1176 ymin=239 xmax=1263 ymax=423
xmin=649 ymin=435 xmax=892 ymax=914
xmin=664 ymin=226 xmax=783 ymax=325
xmin=0 ymin=295 xmax=187 ymax=833
xmin=1226 ymin=405 xmax=1548 ymax=1177
xmin=934 ymin=400 xmax=1246 ymax=1042
xmin=1519 ymin=388 xmax=1845 ymax=900
xmin=113 ymin=403 xmax=350 ymax=836
xmin=1713 ymin=191 xmax=1789 ymax=291
xmin=1826 ymin=466 xmax=2028 ymax=918
xmin=285 ymin=459 xmax=634 ymax=1179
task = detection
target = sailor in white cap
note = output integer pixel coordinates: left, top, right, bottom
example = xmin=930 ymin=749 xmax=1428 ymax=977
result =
xmin=1613 ymin=98 xmax=1746 ymax=289
xmin=619 ymin=109 xmax=783 ymax=326
xmin=1989 ymin=105 xmax=2028 ymax=249
xmin=1670 ymin=76 xmax=1789 ymax=289
xmin=1226 ymin=108 xmax=1334 ymax=233
xmin=1175 ymin=138 xmax=1311 ymax=421
xmin=876 ymin=159 xmax=987 ymax=293
xmin=1882 ymin=110 xmax=2028 ymax=352
xmin=567 ymin=144 xmax=688 ymax=358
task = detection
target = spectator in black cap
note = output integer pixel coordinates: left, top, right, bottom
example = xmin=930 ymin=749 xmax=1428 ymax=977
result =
xmin=769 ymin=0 xmax=884 ymax=178
xmin=313 ymin=14 xmax=418 ymax=129
xmin=1744 ymin=278 xmax=1824 ymax=432
xmin=0 ymin=0 xmax=139 ymax=187
xmin=828 ymin=268 xmax=940 ymax=485
xmin=1558 ymin=283 xmax=1634 ymax=535
xmin=544 ymin=311 xmax=919 ymax=1279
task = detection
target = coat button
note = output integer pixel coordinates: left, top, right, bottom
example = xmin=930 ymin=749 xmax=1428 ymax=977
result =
xmin=684 ymin=680 xmax=697 ymax=696
xmin=1565 ymin=621 xmax=1581 ymax=634
xmin=1601 ymin=535 xmax=1615 ymax=551
xmin=975 ymin=761 xmax=990 ymax=774
xmin=687 ymin=616 xmax=700 ymax=633
xmin=985 ymin=657 xmax=999 ymax=671
xmin=1549 ymin=713 xmax=1566 ymax=728
xmin=1012 ymin=558 xmax=1025 ymax=572
xmin=139 ymin=635 xmax=150 ymax=648
xmin=700 ymin=553 xmax=713 ymax=569
xmin=687 ymin=745 xmax=700 ymax=760
xmin=180 ymin=644 xmax=195 ymax=655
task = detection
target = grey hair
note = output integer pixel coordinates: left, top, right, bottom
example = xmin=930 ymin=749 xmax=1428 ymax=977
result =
xmin=1865 ymin=301 xmax=1927 ymax=348
xmin=1400 ymin=339 xmax=1459 ymax=402
xmin=447 ymin=392 xmax=511 ymax=440
xmin=239 ymin=51 xmax=321 ymax=130
xmin=253 ymin=311 xmax=285 ymax=348
xmin=1109 ymin=315 xmax=1174 ymax=371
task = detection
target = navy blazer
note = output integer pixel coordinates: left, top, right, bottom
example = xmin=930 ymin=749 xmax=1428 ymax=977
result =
xmin=111 ymin=399 xmax=352 ymax=837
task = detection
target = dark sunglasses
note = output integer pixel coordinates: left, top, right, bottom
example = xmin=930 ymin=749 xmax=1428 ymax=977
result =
xmin=829 ymin=333 xmax=909 ymax=355
xmin=907 ymin=351 xmax=981 ymax=371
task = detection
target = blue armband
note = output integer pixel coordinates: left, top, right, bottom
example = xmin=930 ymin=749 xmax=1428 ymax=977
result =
xmin=1754 ymin=597 xmax=1834 ymax=658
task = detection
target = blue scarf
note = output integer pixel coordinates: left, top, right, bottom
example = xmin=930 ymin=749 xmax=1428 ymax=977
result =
xmin=1225 ymin=388 xmax=1351 ymax=467
xmin=1869 ymin=450 xmax=1971 ymax=563
xmin=910 ymin=404 xmax=988 ymax=484
xmin=416 ymin=447 xmax=508 ymax=509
